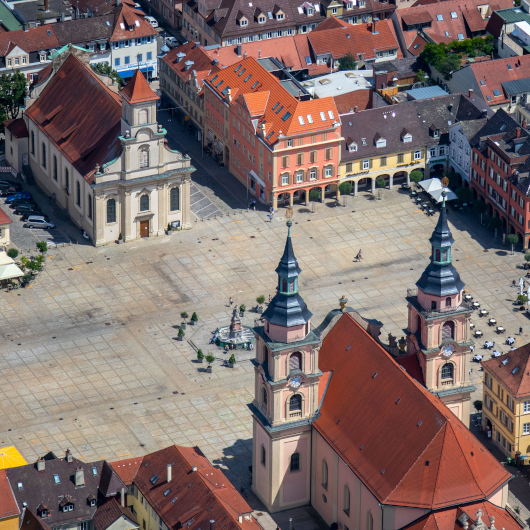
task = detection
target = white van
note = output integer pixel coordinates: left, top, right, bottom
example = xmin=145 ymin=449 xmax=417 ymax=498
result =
xmin=25 ymin=215 xmax=55 ymax=229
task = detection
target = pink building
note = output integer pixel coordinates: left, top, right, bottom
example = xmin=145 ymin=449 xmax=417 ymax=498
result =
xmin=251 ymin=212 xmax=515 ymax=527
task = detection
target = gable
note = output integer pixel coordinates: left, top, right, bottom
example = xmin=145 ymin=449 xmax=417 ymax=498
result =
xmin=6 ymin=45 xmax=28 ymax=57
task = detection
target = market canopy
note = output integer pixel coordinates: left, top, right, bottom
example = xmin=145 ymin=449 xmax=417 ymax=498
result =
xmin=430 ymin=188 xmax=458 ymax=203
xmin=419 ymin=178 xmax=443 ymax=193
xmin=0 ymin=446 xmax=27 ymax=469
xmin=0 ymin=263 xmax=24 ymax=280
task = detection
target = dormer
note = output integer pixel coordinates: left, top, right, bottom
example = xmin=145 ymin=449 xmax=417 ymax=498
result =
xmin=273 ymin=4 xmax=285 ymax=19
xmin=236 ymin=10 xmax=248 ymax=25
xmin=87 ymin=493 xmax=96 ymax=507
xmin=347 ymin=138 xmax=357 ymax=152
xmin=184 ymin=60 xmax=194 ymax=71
xmin=401 ymin=128 xmax=412 ymax=143
xmin=59 ymin=496 xmax=75 ymax=513
xmin=37 ymin=503 xmax=49 ymax=518
xmin=301 ymin=2 xmax=314 ymax=14
xmin=255 ymin=7 xmax=266 ymax=22
xmin=374 ymin=133 xmax=386 ymax=147
xmin=176 ymin=52 xmax=186 ymax=63
xmin=344 ymin=0 xmax=353 ymax=9
xmin=429 ymin=124 xmax=439 ymax=138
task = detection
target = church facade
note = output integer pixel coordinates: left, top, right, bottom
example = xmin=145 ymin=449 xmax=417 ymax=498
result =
xmin=250 ymin=203 xmax=514 ymax=530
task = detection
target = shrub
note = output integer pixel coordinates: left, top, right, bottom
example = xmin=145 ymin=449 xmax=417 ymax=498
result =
xmin=197 ymin=349 xmax=204 ymax=360
xmin=206 ymin=353 xmax=215 ymax=364
xmin=181 ymin=311 xmax=188 ymax=319
xmin=228 ymin=354 xmax=236 ymax=364
xmin=507 ymin=234 xmax=519 ymax=245
xmin=35 ymin=255 xmax=44 ymax=267
xmin=239 ymin=304 xmax=246 ymax=313
xmin=256 ymin=295 xmax=266 ymax=305
xmin=178 ymin=327 xmax=185 ymax=338
xmin=309 ymin=189 xmax=321 ymax=201
xmin=7 ymin=248 xmax=18 ymax=259
xmin=36 ymin=241 xmax=48 ymax=255
xmin=191 ymin=312 xmax=198 ymax=321
xmin=409 ymin=169 xmax=423 ymax=184
xmin=376 ymin=176 xmax=386 ymax=188
xmin=168 ymin=223 xmax=171 ymax=231
xmin=338 ymin=181 xmax=353 ymax=195
xmin=473 ymin=400 xmax=483 ymax=411
xmin=517 ymin=294 xmax=528 ymax=304
xmin=19 ymin=256 xmax=29 ymax=270
xmin=118 ymin=232 xmax=123 ymax=240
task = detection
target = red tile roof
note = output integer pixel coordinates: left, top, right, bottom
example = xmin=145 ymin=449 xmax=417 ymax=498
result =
xmin=469 ymin=55 xmax=530 ymax=106
xmin=92 ymin=498 xmax=137 ymax=530
xmin=334 ymin=89 xmax=373 ymax=114
xmin=111 ymin=446 xmax=258 ymax=530
xmin=110 ymin=3 xmax=157 ymax=41
xmin=25 ymin=54 xmax=123 ymax=184
xmin=0 ymin=25 xmax=59 ymax=56
xmin=119 ymin=70 xmax=159 ymax=104
xmin=307 ymin=20 xmax=401 ymax=62
xmin=401 ymin=11 xmax=433 ymax=26
xmin=315 ymin=313 xmax=510 ymax=509
xmin=0 ymin=469 xmax=19 ymax=519
xmin=395 ymin=353 xmax=425 ymax=386
xmin=481 ymin=344 xmax=530 ymax=397
xmin=4 ymin=118 xmax=28 ymax=138
xmin=205 ymin=56 xmax=338 ymax=147
xmin=0 ymin=207 xmax=13 ymax=226
xmin=311 ymin=15 xmax=349 ymax=31
xmin=110 ymin=457 xmax=143 ymax=485
xmin=408 ymin=33 xmax=428 ymax=56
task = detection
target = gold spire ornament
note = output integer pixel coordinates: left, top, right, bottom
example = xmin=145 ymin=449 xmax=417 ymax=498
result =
xmin=441 ymin=176 xmax=449 ymax=188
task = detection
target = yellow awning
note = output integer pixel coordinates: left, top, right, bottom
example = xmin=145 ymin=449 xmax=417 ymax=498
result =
xmin=0 ymin=446 xmax=27 ymax=469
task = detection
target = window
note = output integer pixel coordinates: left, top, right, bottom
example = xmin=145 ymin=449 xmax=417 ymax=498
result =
xmin=53 ymin=474 xmax=60 ymax=484
xmin=290 ymin=452 xmax=300 ymax=472
xmin=65 ymin=168 xmax=69 ymax=193
xmin=485 ymin=372 xmax=492 ymax=388
xmin=115 ymin=58 xmax=120 ymax=66
xmin=442 ymin=321 xmax=454 ymax=340
xmin=441 ymin=363 xmax=453 ymax=380
xmin=170 ymin=187 xmax=180 ymax=211
xmin=397 ymin=153 xmax=404 ymax=164
xmin=107 ymin=198 xmax=116 ymax=223
xmin=344 ymin=485 xmax=350 ymax=515
xmin=524 ymin=423 xmax=530 ymax=435
xmin=380 ymin=156 xmax=387 ymax=166
xmin=262 ymin=387 xmax=268 ymax=408
xmin=366 ymin=511 xmax=373 ymax=530
xmin=88 ymin=195 xmax=92 ymax=220
xmin=325 ymin=167 xmax=332 ymax=177
xmin=261 ymin=445 xmax=266 ymax=465
xmin=321 ymin=460 xmax=328 ymax=488
xmin=296 ymin=172 xmax=303 ymax=183
xmin=31 ymin=131 xmax=35 ymax=155
xmin=140 ymin=194 xmax=149 ymax=212
xmin=310 ymin=170 xmax=316 ymax=180
xmin=414 ymin=150 xmax=421 ymax=160
xmin=289 ymin=394 xmax=302 ymax=412
xmin=524 ymin=401 xmax=530 ymax=413
xmin=139 ymin=148 xmax=149 ymax=168
xmin=445 ymin=296 xmax=451 ymax=307
xmin=76 ymin=181 xmax=81 ymax=206
xmin=53 ymin=155 xmax=58 ymax=180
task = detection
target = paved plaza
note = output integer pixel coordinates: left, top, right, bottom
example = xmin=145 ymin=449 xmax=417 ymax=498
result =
xmin=1 ymin=187 xmax=530 ymax=523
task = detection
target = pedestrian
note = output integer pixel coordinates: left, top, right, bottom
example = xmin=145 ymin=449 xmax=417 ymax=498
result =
xmin=269 ymin=294 xmax=272 ymax=303
xmin=270 ymin=206 xmax=274 ymax=215
xmin=513 ymin=279 xmax=517 ymax=287
xmin=469 ymin=368 xmax=472 ymax=376
xmin=269 ymin=213 xmax=273 ymax=223
xmin=520 ymin=326 xmax=524 ymax=335
xmin=229 ymin=297 xmax=233 ymax=306
xmin=502 ymin=232 xmax=506 ymax=246
xmin=356 ymin=249 xmax=362 ymax=261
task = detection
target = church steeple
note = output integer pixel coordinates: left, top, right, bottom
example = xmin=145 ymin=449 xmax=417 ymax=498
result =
xmin=416 ymin=193 xmax=464 ymax=297
xmin=262 ymin=219 xmax=312 ymax=331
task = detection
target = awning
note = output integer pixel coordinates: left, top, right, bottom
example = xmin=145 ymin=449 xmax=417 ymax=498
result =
xmin=248 ymin=169 xmax=265 ymax=189
xmin=430 ymin=188 xmax=458 ymax=203
xmin=0 ymin=446 xmax=27 ymax=469
xmin=0 ymin=263 xmax=24 ymax=280
xmin=117 ymin=66 xmax=154 ymax=78
xmin=419 ymin=178 xmax=443 ymax=193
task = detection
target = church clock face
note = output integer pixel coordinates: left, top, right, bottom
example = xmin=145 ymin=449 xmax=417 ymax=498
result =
xmin=288 ymin=375 xmax=302 ymax=389
xmin=442 ymin=345 xmax=454 ymax=358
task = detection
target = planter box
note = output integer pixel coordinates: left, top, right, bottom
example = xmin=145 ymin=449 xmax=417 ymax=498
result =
xmin=182 ymin=322 xmax=187 ymax=329
xmin=228 ymin=362 xmax=235 ymax=368
xmin=257 ymin=306 xmax=263 ymax=314
xmin=191 ymin=320 xmax=198 ymax=326
xmin=167 ymin=230 xmax=172 ymax=235
xmin=240 ymin=312 xmax=245 ymax=317
xmin=118 ymin=239 xmax=124 ymax=244
xmin=198 ymin=357 xmax=204 ymax=363
xmin=178 ymin=336 xmax=184 ymax=341
xmin=207 ymin=366 xmax=213 ymax=373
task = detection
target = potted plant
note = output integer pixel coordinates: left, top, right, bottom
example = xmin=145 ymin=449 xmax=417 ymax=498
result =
xmin=239 ymin=304 xmax=246 ymax=317
xmin=191 ymin=312 xmax=198 ymax=325
xmin=507 ymin=233 xmax=519 ymax=255
xmin=256 ymin=295 xmax=265 ymax=313
xmin=206 ymin=353 xmax=215 ymax=373
xmin=178 ymin=327 xmax=185 ymax=341
xmin=167 ymin=223 xmax=172 ymax=236
xmin=197 ymin=349 xmax=204 ymax=363
xmin=516 ymin=295 xmax=528 ymax=310
xmin=228 ymin=353 xmax=236 ymax=368
xmin=118 ymin=233 xmax=124 ymax=244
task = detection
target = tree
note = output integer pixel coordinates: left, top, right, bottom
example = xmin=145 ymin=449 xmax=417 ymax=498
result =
xmin=409 ymin=169 xmax=423 ymax=189
xmin=339 ymin=181 xmax=353 ymax=195
xmin=489 ymin=217 xmax=502 ymax=239
xmin=6 ymin=248 xmax=18 ymax=259
xmin=338 ymin=52 xmax=357 ymax=71
xmin=456 ymin=187 xmax=472 ymax=203
xmin=206 ymin=353 xmax=215 ymax=365
xmin=0 ymin=70 xmax=27 ymax=123
xmin=416 ymin=69 xmax=427 ymax=83
xmin=444 ymin=171 xmax=460 ymax=189
xmin=507 ymin=233 xmax=519 ymax=255
xmin=36 ymin=241 xmax=47 ymax=255
xmin=256 ymin=295 xmax=266 ymax=306
xmin=524 ymin=252 xmax=530 ymax=265
xmin=376 ymin=176 xmax=386 ymax=188
xmin=473 ymin=200 xmax=487 ymax=224
xmin=309 ymin=189 xmax=321 ymax=201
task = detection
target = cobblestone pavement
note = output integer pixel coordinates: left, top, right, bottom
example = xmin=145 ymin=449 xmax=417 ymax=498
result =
xmin=1 ymin=187 xmax=530 ymax=524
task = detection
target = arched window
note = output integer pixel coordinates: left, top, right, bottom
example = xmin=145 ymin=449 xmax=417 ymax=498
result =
xmin=170 ymin=187 xmax=180 ymax=211
xmin=88 ymin=194 xmax=92 ymax=220
xmin=140 ymin=194 xmax=149 ymax=211
xmin=42 ymin=143 xmax=46 ymax=168
xmin=417 ymin=315 xmax=421 ymax=332
xmin=442 ymin=321 xmax=455 ymax=340
xmin=445 ymin=297 xmax=451 ymax=307
xmin=262 ymin=387 xmax=268 ymax=408
xmin=76 ymin=181 xmax=81 ymax=206
xmin=263 ymin=344 xmax=268 ymax=363
xmin=107 ymin=198 xmax=116 ymax=223
xmin=65 ymin=168 xmax=69 ymax=192
xmin=441 ymin=363 xmax=453 ymax=380
xmin=139 ymin=108 xmax=148 ymax=124
xmin=289 ymin=278 xmax=295 ymax=292
xmin=289 ymin=352 xmax=302 ymax=371
xmin=290 ymin=452 xmax=300 ymax=472
xmin=53 ymin=155 xmax=57 ymax=180
xmin=435 ymin=248 xmax=440 ymax=262
xmin=442 ymin=249 xmax=448 ymax=261
xmin=139 ymin=148 xmax=149 ymax=168
xmin=344 ymin=485 xmax=350 ymax=516
xmin=289 ymin=394 xmax=302 ymax=411
xmin=261 ymin=445 xmax=266 ymax=466
xmin=282 ymin=278 xmax=288 ymax=292
xmin=366 ymin=511 xmax=373 ymax=530
xmin=31 ymin=131 xmax=35 ymax=155
xmin=321 ymin=459 xmax=328 ymax=488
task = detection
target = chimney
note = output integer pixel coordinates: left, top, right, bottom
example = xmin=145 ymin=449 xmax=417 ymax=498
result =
xmin=354 ymin=106 xmax=358 ymax=113
xmin=195 ymin=41 xmax=200 ymax=48
xmin=121 ymin=487 xmax=125 ymax=507
xmin=66 ymin=449 xmax=73 ymax=463
xmin=258 ymin=49 xmax=261 ymax=58
xmin=60 ymin=11 xmax=65 ymax=21
xmin=210 ymin=521 xmax=215 ymax=530
xmin=23 ymin=23 xmax=28 ymax=31
xmin=237 ymin=44 xmax=241 ymax=57
xmin=37 ymin=458 xmax=45 ymax=472
xmin=260 ymin=122 xmax=266 ymax=135
xmin=243 ymin=51 xmax=247 ymax=58
xmin=523 ymin=120 xmax=527 ymax=129
xmin=517 ymin=127 xmax=521 ymax=138
xmin=75 ymin=467 xmax=84 ymax=486
xmin=482 ymin=108 xmax=488 ymax=117
xmin=192 ymin=466 xmax=197 ymax=472
xmin=44 ymin=0 xmax=49 ymax=11
xmin=167 ymin=464 xmax=172 ymax=483
xmin=469 ymin=88 xmax=473 ymax=98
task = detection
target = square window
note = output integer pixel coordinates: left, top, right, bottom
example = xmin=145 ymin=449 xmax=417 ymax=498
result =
xmin=53 ymin=474 xmax=60 ymax=484
xmin=524 ymin=401 xmax=530 ymax=413
xmin=282 ymin=175 xmax=288 ymax=185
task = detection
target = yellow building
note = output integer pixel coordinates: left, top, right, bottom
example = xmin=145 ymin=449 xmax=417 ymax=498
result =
xmin=0 ymin=468 xmax=20 ymax=530
xmin=482 ymin=347 xmax=530 ymax=461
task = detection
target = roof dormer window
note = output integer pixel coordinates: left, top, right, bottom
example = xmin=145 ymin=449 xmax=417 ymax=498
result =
xmin=402 ymin=132 xmax=412 ymax=143
xmin=259 ymin=15 xmax=266 ymax=22
xmin=376 ymin=137 xmax=386 ymax=148
xmin=240 ymin=18 xmax=248 ymax=25
xmin=345 ymin=2 xmax=353 ymax=8
xmin=307 ymin=7 xmax=313 ymax=14
xmin=349 ymin=142 xmax=357 ymax=152
xmin=277 ymin=12 xmax=284 ymax=19
xmin=433 ymin=130 xmax=439 ymax=138
xmin=90 ymin=500 xmax=96 ymax=507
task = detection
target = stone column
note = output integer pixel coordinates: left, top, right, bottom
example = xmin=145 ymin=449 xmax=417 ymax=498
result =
xmin=181 ymin=176 xmax=191 ymax=229
xmin=354 ymin=180 xmax=358 ymax=197
xmin=289 ymin=192 xmax=294 ymax=207
xmin=305 ymin=189 xmax=309 ymax=205
xmin=525 ymin=236 xmax=529 ymax=251
xmin=371 ymin=178 xmax=376 ymax=194
xmin=122 ymin=189 xmax=132 ymax=242
xmin=389 ymin=175 xmax=394 ymax=190
xmin=320 ymin=186 xmax=325 ymax=203
xmin=336 ymin=186 xmax=341 ymax=201
xmin=95 ymin=192 xmax=106 ymax=246
xmin=157 ymin=181 xmax=166 ymax=236
xmin=406 ymin=172 xmax=410 ymax=187
xmin=273 ymin=192 xmax=278 ymax=211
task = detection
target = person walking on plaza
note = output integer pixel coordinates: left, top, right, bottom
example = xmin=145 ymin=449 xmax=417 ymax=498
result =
xmin=356 ymin=249 xmax=363 ymax=261
xmin=269 ymin=212 xmax=273 ymax=223
xmin=229 ymin=297 xmax=233 ymax=306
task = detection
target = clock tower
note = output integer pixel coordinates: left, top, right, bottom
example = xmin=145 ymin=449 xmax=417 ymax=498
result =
xmin=251 ymin=215 xmax=322 ymax=513
xmin=406 ymin=191 xmax=475 ymax=427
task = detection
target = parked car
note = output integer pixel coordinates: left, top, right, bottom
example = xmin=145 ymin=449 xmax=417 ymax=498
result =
xmin=10 ymin=199 xmax=36 ymax=209
xmin=145 ymin=15 xmax=158 ymax=27
xmin=0 ymin=180 xmax=20 ymax=189
xmin=20 ymin=210 xmax=44 ymax=221
xmin=5 ymin=192 xmax=31 ymax=203
xmin=0 ymin=186 xmax=22 ymax=196
xmin=166 ymin=37 xmax=179 ymax=48
xmin=15 ymin=204 xmax=42 ymax=216
xmin=25 ymin=215 xmax=55 ymax=229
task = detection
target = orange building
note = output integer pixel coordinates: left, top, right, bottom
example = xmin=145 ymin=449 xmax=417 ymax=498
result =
xmin=203 ymin=57 xmax=342 ymax=208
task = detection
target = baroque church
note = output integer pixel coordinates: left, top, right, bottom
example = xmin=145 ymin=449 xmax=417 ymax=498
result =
xmin=250 ymin=199 xmax=520 ymax=530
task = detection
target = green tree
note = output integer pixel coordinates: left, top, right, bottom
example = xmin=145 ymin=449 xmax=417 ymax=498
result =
xmin=376 ymin=176 xmax=386 ymax=188
xmin=524 ymin=252 xmax=530 ymax=264
xmin=416 ymin=69 xmax=427 ymax=83
xmin=0 ymin=70 xmax=27 ymax=122
xmin=444 ymin=171 xmax=460 ymax=189
xmin=206 ymin=353 xmax=215 ymax=365
xmin=438 ymin=54 xmax=461 ymax=80
xmin=473 ymin=200 xmax=487 ymax=224
xmin=339 ymin=181 xmax=353 ymax=195
xmin=36 ymin=241 xmax=48 ymax=255
xmin=489 ymin=217 xmax=502 ymax=239
xmin=456 ymin=187 xmax=472 ymax=203
xmin=507 ymin=233 xmax=519 ymax=255
xmin=256 ymin=295 xmax=266 ymax=305
xmin=338 ymin=52 xmax=357 ymax=71
xmin=6 ymin=248 xmax=18 ymax=259
xmin=309 ymin=189 xmax=321 ymax=201
xmin=19 ymin=256 xmax=29 ymax=270
xmin=409 ymin=169 xmax=423 ymax=189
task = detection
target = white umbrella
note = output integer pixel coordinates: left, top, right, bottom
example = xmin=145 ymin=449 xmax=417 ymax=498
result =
xmin=419 ymin=178 xmax=443 ymax=193
xmin=430 ymin=188 xmax=458 ymax=203
xmin=0 ymin=263 xmax=24 ymax=280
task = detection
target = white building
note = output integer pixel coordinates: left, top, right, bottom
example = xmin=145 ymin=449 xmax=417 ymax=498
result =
xmin=449 ymin=119 xmax=486 ymax=182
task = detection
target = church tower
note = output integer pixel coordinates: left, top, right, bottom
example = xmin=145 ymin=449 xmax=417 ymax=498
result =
xmin=251 ymin=217 xmax=322 ymax=513
xmin=406 ymin=191 xmax=475 ymax=426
